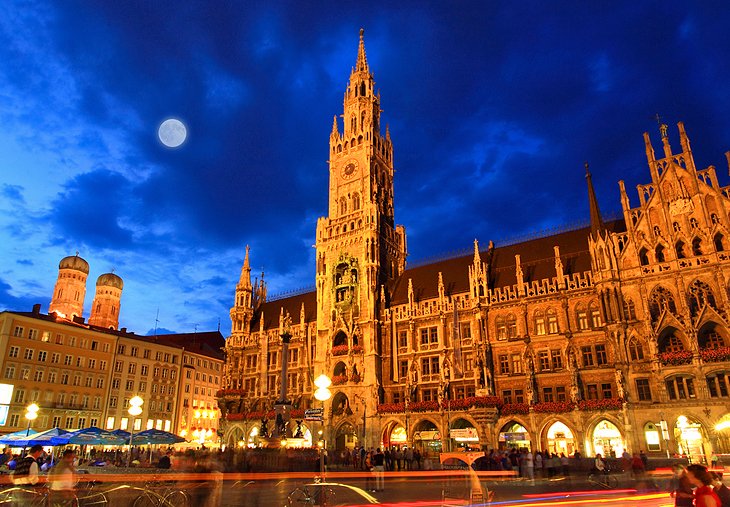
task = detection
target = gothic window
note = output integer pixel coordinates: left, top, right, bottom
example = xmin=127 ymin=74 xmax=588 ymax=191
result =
xmin=672 ymin=222 xmax=681 ymax=233
xmin=597 ymin=247 xmax=606 ymax=270
xmin=698 ymin=324 xmax=726 ymax=350
xmin=653 ymin=225 xmax=661 ymax=237
xmin=714 ymin=233 xmax=725 ymax=252
xmin=546 ymin=308 xmax=559 ymax=334
xmin=623 ymin=297 xmax=637 ymax=320
xmin=495 ymin=316 xmax=507 ymax=341
xmin=676 ymin=240 xmax=687 ymax=259
xmin=692 ymin=237 xmax=702 ymax=256
xmin=658 ymin=332 xmax=685 ymax=353
xmin=350 ymin=115 xmax=356 ymax=132
xmin=506 ymin=314 xmax=517 ymax=339
xmin=575 ymin=304 xmax=589 ymax=331
xmin=340 ymin=197 xmax=347 ymax=216
xmin=690 ymin=217 xmax=699 ymax=229
xmin=639 ymin=248 xmax=649 ymax=266
xmin=534 ymin=310 xmax=546 ymax=336
xmin=665 ymin=376 xmax=696 ymax=400
xmin=648 ymin=286 xmax=677 ymax=323
xmin=352 ymin=193 xmax=361 ymax=211
xmin=360 ymin=110 xmax=366 ymax=129
xmin=706 ymin=371 xmax=729 ymax=398
xmin=711 ymin=213 xmax=720 ymax=224
xmin=628 ymin=338 xmax=645 ymax=361
xmin=589 ymin=301 xmax=603 ymax=328
xmin=687 ymin=280 xmax=717 ymax=317
xmin=332 ymin=331 xmax=347 ymax=348
xmin=655 ymin=244 xmax=666 ymax=263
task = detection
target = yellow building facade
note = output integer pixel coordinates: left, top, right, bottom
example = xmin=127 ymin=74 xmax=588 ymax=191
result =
xmin=219 ymin=30 xmax=730 ymax=462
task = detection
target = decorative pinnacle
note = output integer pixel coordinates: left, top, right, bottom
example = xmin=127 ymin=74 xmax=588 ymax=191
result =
xmin=356 ymin=28 xmax=368 ymax=72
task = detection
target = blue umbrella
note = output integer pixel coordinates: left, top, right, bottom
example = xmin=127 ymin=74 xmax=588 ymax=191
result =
xmin=111 ymin=429 xmax=131 ymax=439
xmin=0 ymin=428 xmax=70 ymax=447
xmin=50 ymin=427 xmax=127 ymax=446
xmin=0 ymin=429 xmax=38 ymax=443
xmin=131 ymin=429 xmax=185 ymax=445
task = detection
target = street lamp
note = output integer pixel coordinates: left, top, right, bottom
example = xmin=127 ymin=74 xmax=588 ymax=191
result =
xmin=25 ymin=403 xmax=39 ymax=436
xmin=127 ymin=396 xmax=144 ymax=467
xmin=314 ymin=374 xmax=331 ymax=478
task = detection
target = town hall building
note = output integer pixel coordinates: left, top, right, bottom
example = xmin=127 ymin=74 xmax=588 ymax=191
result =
xmin=218 ymin=30 xmax=730 ymax=462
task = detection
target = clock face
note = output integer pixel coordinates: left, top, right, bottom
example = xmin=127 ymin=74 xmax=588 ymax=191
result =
xmin=341 ymin=160 xmax=358 ymax=179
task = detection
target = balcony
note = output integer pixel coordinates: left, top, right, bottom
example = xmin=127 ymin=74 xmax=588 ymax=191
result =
xmin=657 ymin=350 xmax=693 ymax=366
xmin=699 ymin=346 xmax=730 ymax=363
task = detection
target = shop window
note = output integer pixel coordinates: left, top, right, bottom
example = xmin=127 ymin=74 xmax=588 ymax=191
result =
xmin=644 ymin=423 xmax=661 ymax=452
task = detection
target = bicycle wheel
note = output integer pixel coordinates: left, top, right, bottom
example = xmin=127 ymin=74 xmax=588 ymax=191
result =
xmin=132 ymin=490 xmax=161 ymax=507
xmin=287 ymin=487 xmax=313 ymax=506
xmin=161 ymin=490 xmax=190 ymax=507
xmin=607 ymin=475 xmax=619 ymax=489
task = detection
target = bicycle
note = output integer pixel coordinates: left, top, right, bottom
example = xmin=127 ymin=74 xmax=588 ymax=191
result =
xmin=287 ymin=479 xmax=336 ymax=507
xmin=587 ymin=470 xmax=618 ymax=489
xmin=131 ymin=478 xmax=191 ymax=507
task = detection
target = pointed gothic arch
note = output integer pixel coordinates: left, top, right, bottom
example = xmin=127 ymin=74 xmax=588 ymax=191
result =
xmin=628 ymin=336 xmax=645 ymax=361
xmin=333 ymin=330 xmax=347 ymax=348
xmin=657 ymin=326 xmax=687 ymax=353
xmin=676 ymin=240 xmax=688 ymax=259
xmin=714 ymin=232 xmax=726 ymax=252
xmin=691 ymin=237 xmax=703 ymax=256
xmin=648 ymin=286 xmax=678 ymax=323
xmin=687 ymin=279 xmax=717 ymax=318
xmin=697 ymin=322 xmax=727 ymax=350
xmin=639 ymin=246 xmax=650 ymax=266
xmin=655 ymin=244 xmax=666 ymax=263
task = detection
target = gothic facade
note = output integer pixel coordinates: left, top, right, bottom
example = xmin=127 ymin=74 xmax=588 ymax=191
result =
xmin=218 ymin=31 xmax=730 ymax=461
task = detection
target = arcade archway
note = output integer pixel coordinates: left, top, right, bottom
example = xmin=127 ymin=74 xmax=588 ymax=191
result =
xmin=335 ymin=422 xmax=358 ymax=451
xmin=545 ymin=421 xmax=575 ymax=456
xmin=589 ymin=419 xmax=625 ymax=458
xmin=413 ymin=419 xmax=442 ymax=456
xmin=499 ymin=421 xmax=531 ymax=450
xmin=675 ymin=415 xmax=710 ymax=463
xmin=449 ymin=418 xmax=479 ymax=451
xmin=381 ymin=420 xmax=407 ymax=448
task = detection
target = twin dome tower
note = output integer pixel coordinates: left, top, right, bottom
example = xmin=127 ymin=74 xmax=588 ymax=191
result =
xmin=48 ymin=253 xmax=124 ymax=330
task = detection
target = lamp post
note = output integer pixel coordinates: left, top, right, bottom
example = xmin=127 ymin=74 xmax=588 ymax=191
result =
xmin=25 ymin=403 xmax=39 ymax=436
xmin=314 ymin=374 xmax=332 ymax=479
xmin=127 ymin=396 xmax=144 ymax=467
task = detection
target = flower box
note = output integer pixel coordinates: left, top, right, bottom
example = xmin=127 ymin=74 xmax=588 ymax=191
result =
xmin=576 ymin=398 xmax=623 ymax=411
xmin=532 ymin=401 xmax=574 ymax=413
xmin=408 ymin=400 xmax=439 ymax=412
xmin=700 ymin=346 xmax=730 ymax=363
xmin=331 ymin=345 xmax=349 ymax=356
xmin=657 ymin=350 xmax=693 ymax=366
xmin=351 ymin=345 xmax=364 ymax=354
xmin=350 ymin=373 xmax=362 ymax=383
xmin=331 ymin=374 xmax=348 ymax=385
xmin=500 ymin=403 xmax=530 ymax=415
xmin=377 ymin=402 xmax=405 ymax=414
xmin=444 ymin=396 xmax=502 ymax=410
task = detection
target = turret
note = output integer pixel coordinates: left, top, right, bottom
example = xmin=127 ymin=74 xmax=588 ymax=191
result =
xmin=88 ymin=272 xmax=123 ymax=329
xmin=49 ymin=253 xmax=89 ymax=319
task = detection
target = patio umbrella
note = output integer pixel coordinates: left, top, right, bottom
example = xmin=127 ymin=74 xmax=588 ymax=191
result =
xmin=50 ymin=427 xmax=128 ymax=446
xmin=0 ymin=429 xmax=38 ymax=443
xmin=0 ymin=428 xmax=70 ymax=447
xmin=131 ymin=429 xmax=185 ymax=445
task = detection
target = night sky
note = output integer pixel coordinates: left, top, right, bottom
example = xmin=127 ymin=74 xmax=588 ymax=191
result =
xmin=1 ymin=1 xmax=729 ymax=335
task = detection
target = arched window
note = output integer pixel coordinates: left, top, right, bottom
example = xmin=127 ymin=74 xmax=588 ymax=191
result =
xmin=352 ymin=193 xmax=360 ymax=211
xmin=658 ymin=332 xmax=685 ymax=353
xmin=665 ymin=375 xmax=696 ymax=400
xmin=676 ymin=241 xmax=687 ymax=259
xmin=340 ymin=197 xmax=347 ymax=216
xmin=706 ymin=371 xmax=729 ymax=398
xmin=648 ymin=286 xmax=677 ymax=323
xmin=575 ymin=304 xmax=589 ymax=331
xmin=639 ymin=248 xmax=649 ymax=266
xmin=622 ymin=297 xmax=637 ymax=320
xmin=589 ymin=301 xmax=603 ymax=328
xmin=534 ymin=310 xmax=546 ymax=336
xmin=350 ymin=115 xmax=356 ymax=132
xmin=692 ymin=237 xmax=703 ymax=256
xmin=698 ymin=323 xmax=726 ymax=350
xmin=655 ymin=244 xmax=666 ymax=263
xmin=546 ymin=308 xmax=559 ymax=334
xmin=495 ymin=316 xmax=507 ymax=340
xmin=628 ymin=338 xmax=645 ymax=361
xmin=673 ymin=222 xmax=681 ymax=232
xmin=711 ymin=213 xmax=720 ymax=224
xmin=506 ymin=314 xmax=517 ymax=339
xmin=690 ymin=217 xmax=699 ymax=229
xmin=714 ymin=233 xmax=725 ymax=252
xmin=687 ymin=280 xmax=717 ymax=318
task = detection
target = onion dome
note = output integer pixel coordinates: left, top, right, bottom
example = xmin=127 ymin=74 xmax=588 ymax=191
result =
xmin=59 ymin=254 xmax=89 ymax=274
xmin=96 ymin=272 xmax=123 ymax=290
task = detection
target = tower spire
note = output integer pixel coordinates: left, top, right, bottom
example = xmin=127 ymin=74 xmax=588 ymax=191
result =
xmin=585 ymin=162 xmax=605 ymax=238
xmin=239 ymin=245 xmax=252 ymax=289
xmin=355 ymin=28 xmax=368 ymax=72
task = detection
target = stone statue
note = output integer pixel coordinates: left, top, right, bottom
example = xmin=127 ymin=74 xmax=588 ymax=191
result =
xmin=294 ymin=420 xmax=304 ymax=438
xmin=615 ymin=369 xmax=626 ymax=400
xmin=525 ymin=376 xmax=535 ymax=404
xmin=260 ymin=419 xmax=269 ymax=438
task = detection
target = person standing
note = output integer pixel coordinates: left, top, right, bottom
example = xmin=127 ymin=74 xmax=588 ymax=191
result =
xmin=711 ymin=472 xmax=730 ymax=507
xmin=373 ymin=448 xmax=385 ymax=492
xmin=49 ymin=449 xmax=77 ymax=507
xmin=668 ymin=465 xmax=694 ymax=507
xmin=11 ymin=445 xmax=43 ymax=486
xmin=523 ymin=449 xmax=534 ymax=481
xmin=405 ymin=447 xmax=414 ymax=471
xmin=685 ymin=464 xmax=721 ymax=507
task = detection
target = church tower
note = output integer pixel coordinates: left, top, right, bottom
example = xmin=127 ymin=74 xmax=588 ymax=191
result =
xmin=314 ymin=30 xmax=407 ymax=440
xmin=49 ymin=254 xmax=89 ymax=319
xmin=88 ymin=272 xmax=123 ymax=329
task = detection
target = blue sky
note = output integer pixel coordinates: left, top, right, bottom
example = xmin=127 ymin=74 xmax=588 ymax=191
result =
xmin=1 ymin=1 xmax=729 ymax=335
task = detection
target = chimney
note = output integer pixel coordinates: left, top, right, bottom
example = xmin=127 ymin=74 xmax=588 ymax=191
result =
xmin=120 ymin=327 xmax=127 ymax=333
xmin=32 ymin=304 xmax=41 ymax=315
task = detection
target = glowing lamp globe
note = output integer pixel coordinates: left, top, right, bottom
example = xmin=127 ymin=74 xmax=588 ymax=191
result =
xmin=314 ymin=387 xmax=332 ymax=401
xmin=314 ymin=374 xmax=332 ymax=389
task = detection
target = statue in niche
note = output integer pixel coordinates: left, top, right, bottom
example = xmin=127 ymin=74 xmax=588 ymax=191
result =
xmin=615 ymin=369 xmax=627 ymax=400
xmin=294 ymin=420 xmax=304 ymax=438
xmin=476 ymin=355 xmax=486 ymax=388
xmin=260 ymin=419 xmax=269 ymax=438
xmin=275 ymin=413 xmax=286 ymax=437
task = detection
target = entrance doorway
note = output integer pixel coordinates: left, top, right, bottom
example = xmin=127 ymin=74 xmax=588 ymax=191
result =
xmin=675 ymin=415 xmax=708 ymax=463
xmin=498 ymin=421 xmax=531 ymax=450
xmin=449 ymin=418 xmax=479 ymax=451
xmin=335 ymin=422 xmax=358 ymax=451
xmin=545 ymin=421 xmax=575 ymax=456
xmin=413 ymin=420 xmax=442 ymax=457
xmin=590 ymin=420 xmax=625 ymax=458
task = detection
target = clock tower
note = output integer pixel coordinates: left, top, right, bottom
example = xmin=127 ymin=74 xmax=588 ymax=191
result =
xmin=314 ymin=30 xmax=407 ymax=433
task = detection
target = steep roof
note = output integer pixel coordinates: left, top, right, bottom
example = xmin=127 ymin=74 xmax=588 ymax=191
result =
xmin=249 ymin=290 xmax=317 ymax=331
xmin=389 ymin=219 xmax=626 ymax=305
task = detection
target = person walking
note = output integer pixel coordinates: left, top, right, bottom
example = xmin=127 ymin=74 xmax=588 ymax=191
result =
xmin=49 ymin=449 xmax=77 ymax=507
xmin=668 ymin=465 xmax=694 ymax=507
xmin=523 ymin=450 xmax=534 ymax=481
xmin=711 ymin=472 xmax=730 ymax=507
xmin=373 ymin=448 xmax=385 ymax=492
xmin=685 ymin=464 xmax=721 ymax=507
xmin=405 ymin=447 xmax=414 ymax=471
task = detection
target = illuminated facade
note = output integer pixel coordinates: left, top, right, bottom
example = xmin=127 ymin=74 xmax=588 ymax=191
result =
xmin=219 ymin=30 xmax=730 ymax=461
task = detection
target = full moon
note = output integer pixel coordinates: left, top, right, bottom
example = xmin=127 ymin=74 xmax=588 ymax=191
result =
xmin=158 ymin=118 xmax=187 ymax=148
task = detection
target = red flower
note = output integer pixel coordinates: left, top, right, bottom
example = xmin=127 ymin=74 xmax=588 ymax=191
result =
xmin=576 ymin=398 xmax=623 ymax=411
xmin=501 ymin=403 xmax=530 ymax=415
xmin=532 ymin=401 xmax=574 ymax=413
xmin=377 ymin=402 xmax=405 ymax=414
xmin=331 ymin=374 xmax=348 ymax=385
xmin=657 ymin=350 xmax=693 ymax=366
xmin=700 ymin=346 xmax=730 ymax=363
xmin=331 ymin=345 xmax=349 ymax=356
xmin=351 ymin=345 xmax=364 ymax=354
